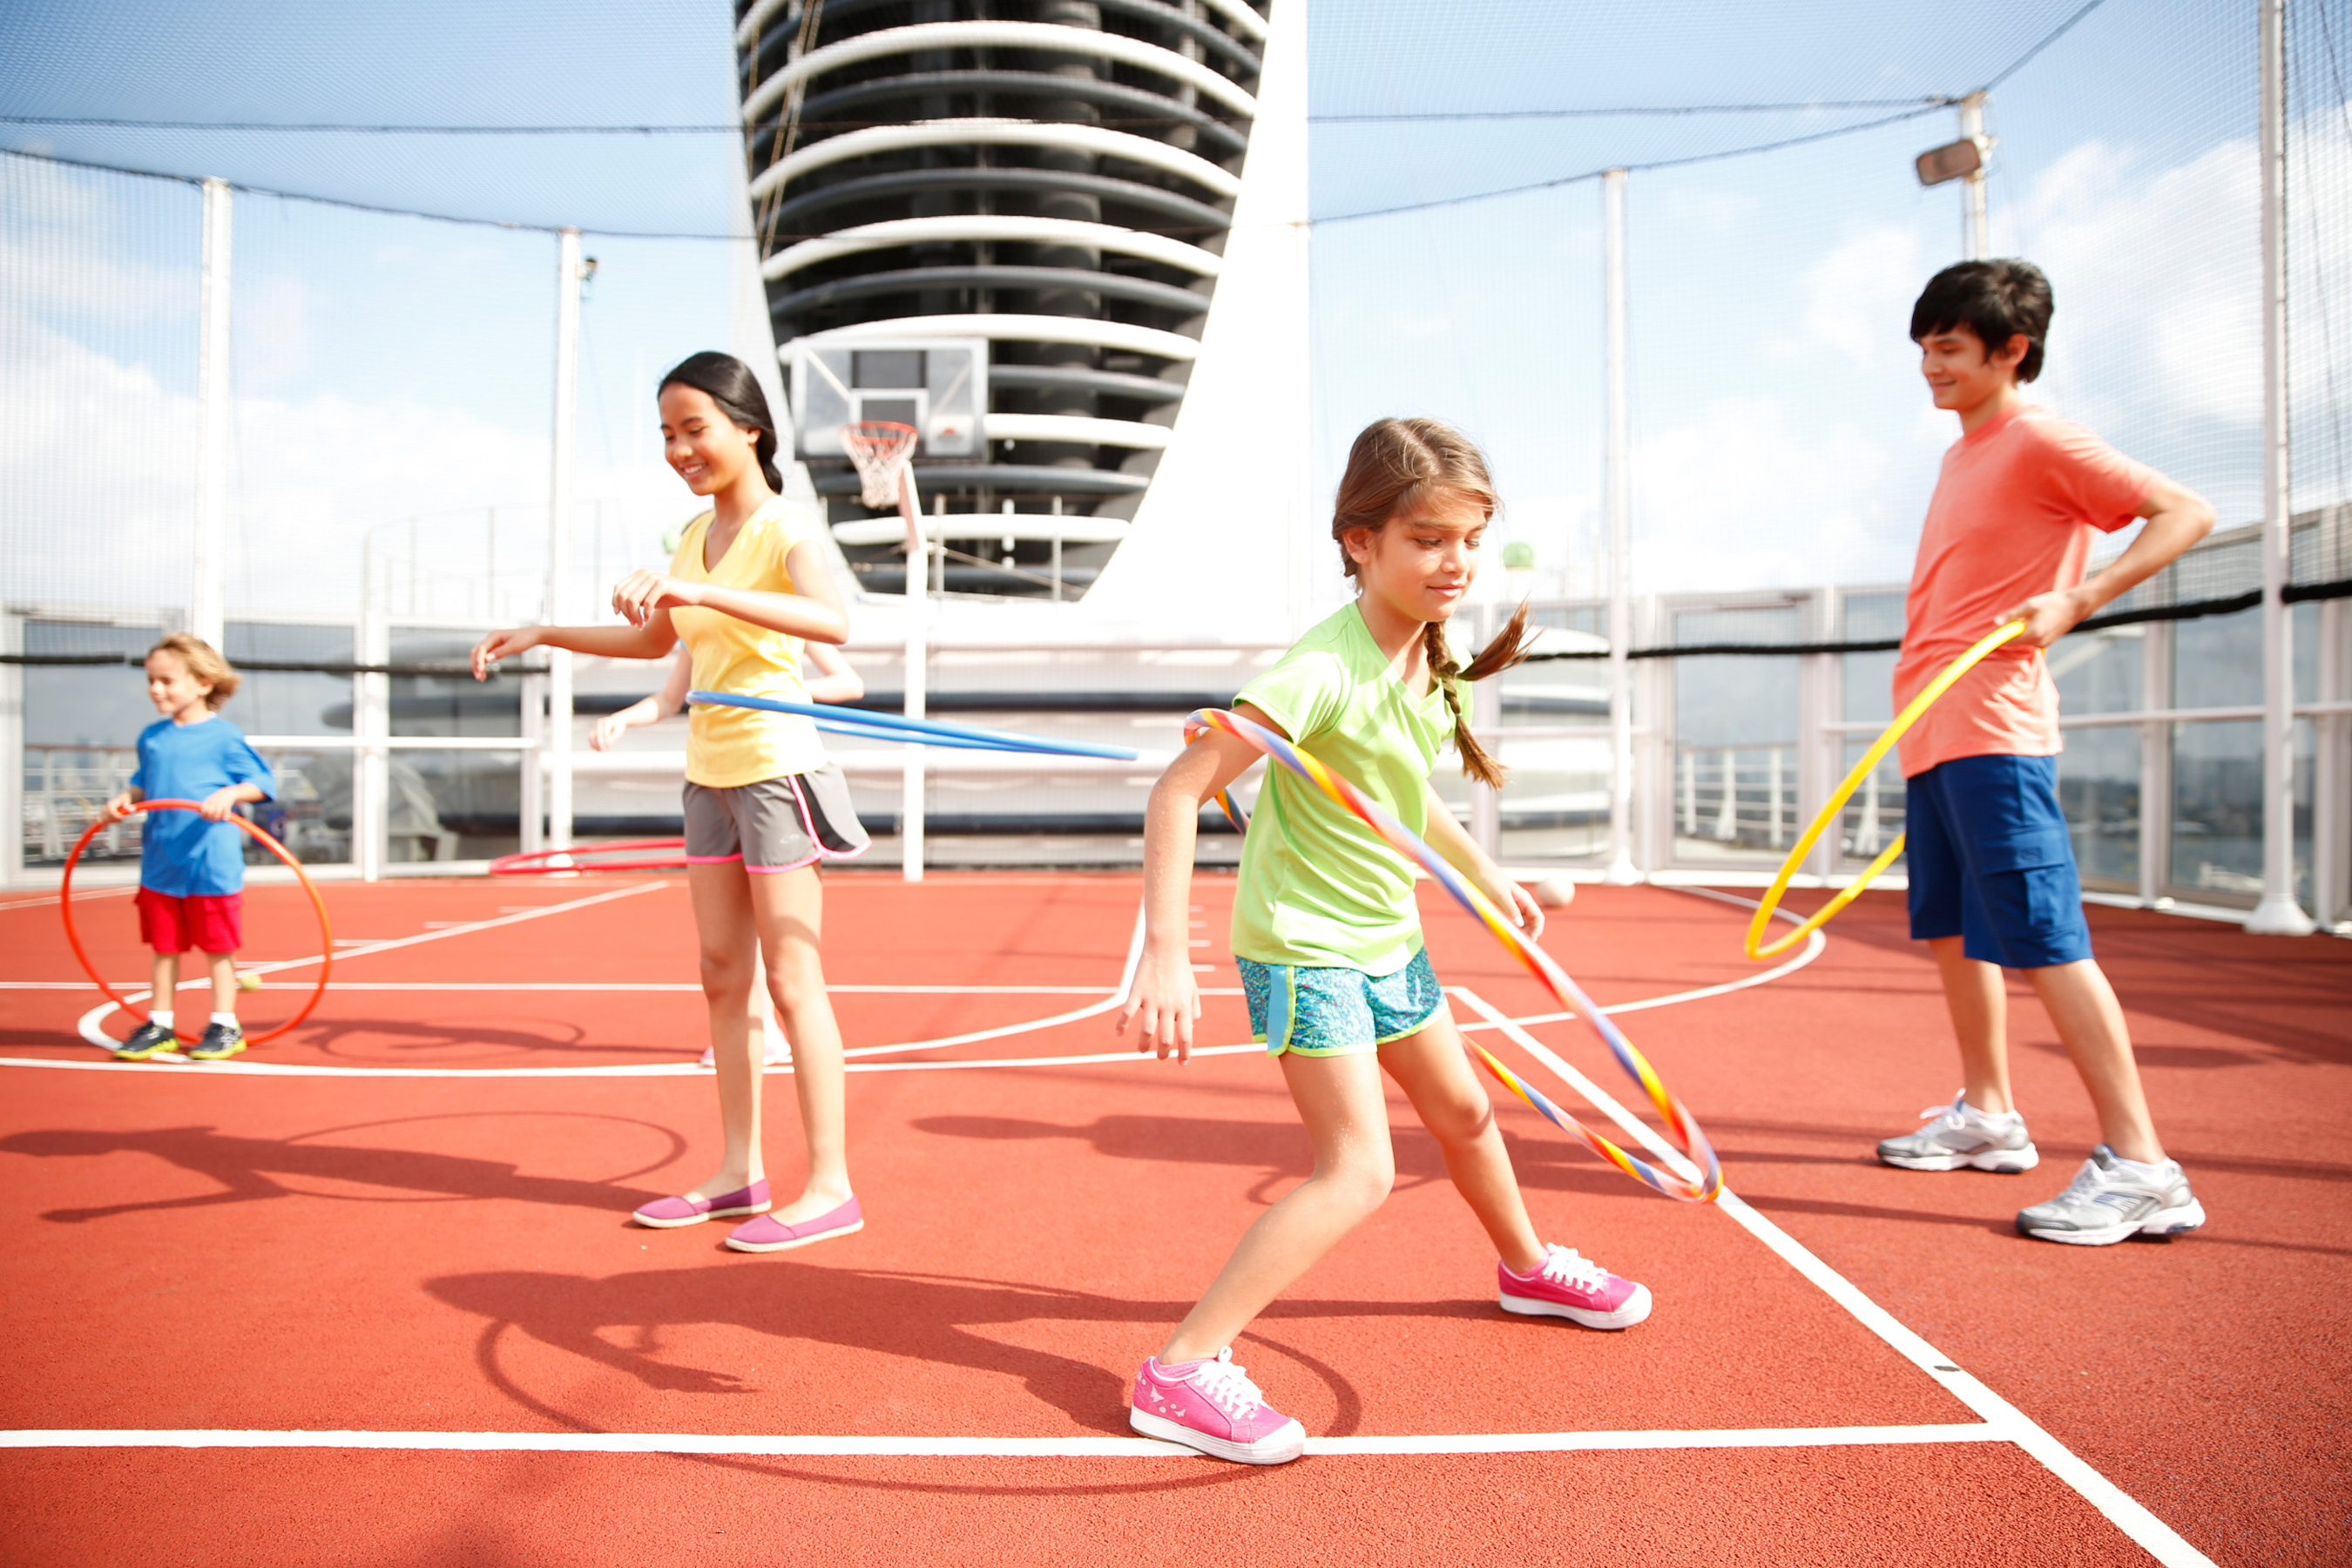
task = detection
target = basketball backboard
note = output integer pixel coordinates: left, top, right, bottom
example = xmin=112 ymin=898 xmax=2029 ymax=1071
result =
xmin=788 ymin=335 xmax=986 ymax=458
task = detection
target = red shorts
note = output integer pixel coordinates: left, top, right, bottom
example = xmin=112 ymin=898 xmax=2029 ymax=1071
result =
xmin=136 ymin=888 xmax=243 ymax=955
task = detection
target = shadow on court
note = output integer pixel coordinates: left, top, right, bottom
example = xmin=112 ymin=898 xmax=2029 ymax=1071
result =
xmin=0 ymin=1112 xmax=686 ymax=1222
xmin=909 ymin=1112 xmax=1635 ymax=1204
xmin=428 ymin=1261 xmax=1503 ymax=1439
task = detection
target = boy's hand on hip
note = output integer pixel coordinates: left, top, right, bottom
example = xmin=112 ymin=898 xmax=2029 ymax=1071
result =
xmin=198 ymin=787 xmax=242 ymax=821
xmin=1994 ymin=587 xmax=2091 ymax=650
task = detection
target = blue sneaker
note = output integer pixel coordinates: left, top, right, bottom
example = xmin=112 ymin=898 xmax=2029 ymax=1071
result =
xmin=187 ymin=1022 xmax=246 ymax=1061
xmin=113 ymin=1021 xmax=180 ymax=1061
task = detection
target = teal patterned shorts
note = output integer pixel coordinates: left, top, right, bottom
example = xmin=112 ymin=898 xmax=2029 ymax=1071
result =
xmin=1236 ymin=950 xmax=1446 ymax=1058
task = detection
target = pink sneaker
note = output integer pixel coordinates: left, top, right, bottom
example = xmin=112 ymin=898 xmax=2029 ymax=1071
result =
xmin=1497 ymin=1244 xmax=1652 ymax=1329
xmin=1129 ymin=1348 xmax=1307 ymax=1465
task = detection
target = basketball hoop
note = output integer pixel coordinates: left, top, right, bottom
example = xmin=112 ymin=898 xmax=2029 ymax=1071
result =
xmin=841 ymin=420 xmax=918 ymax=510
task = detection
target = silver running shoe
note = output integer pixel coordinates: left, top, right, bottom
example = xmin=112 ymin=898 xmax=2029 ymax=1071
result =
xmin=2017 ymin=1145 xmax=2207 ymax=1246
xmin=1877 ymin=1092 xmax=2039 ymax=1173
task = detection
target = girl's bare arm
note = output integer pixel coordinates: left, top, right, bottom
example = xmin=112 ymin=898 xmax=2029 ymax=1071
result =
xmin=656 ymin=645 xmax=693 ymax=718
xmin=801 ymin=639 xmax=865 ymax=704
xmin=1118 ymin=706 xmax=1275 ymax=1062
xmin=1421 ymin=801 xmax=1544 ymax=937
xmin=611 ymin=542 xmax=849 ymax=645
xmin=470 ymin=616 xmax=678 ymax=679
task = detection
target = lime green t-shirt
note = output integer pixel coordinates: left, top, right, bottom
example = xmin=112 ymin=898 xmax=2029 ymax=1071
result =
xmin=1229 ymin=602 xmax=1462 ymax=976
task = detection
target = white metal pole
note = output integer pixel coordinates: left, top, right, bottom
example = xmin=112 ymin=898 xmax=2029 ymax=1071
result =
xmin=355 ymin=544 xmax=389 ymax=882
xmin=900 ymin=467 xmax=928 ymax=882
xmin=1958 ymin=93 xmax=1990 ymax=262
xmin=1 ymin=611 xmax=22 ymax=886
xmin=545 ymin=229 xmax=584 ymax=855
xmin=2249 ymin=0 xmax=2315 ymax=935
xmin=192 ymin=178 xmax=233 ymax=649
xmin=1601 ymin=167 xmax=1640 ymax=884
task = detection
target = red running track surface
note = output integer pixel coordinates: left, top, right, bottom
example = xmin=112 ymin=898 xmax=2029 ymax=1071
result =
xmin=0 ymin=872 xmax=2346 ymax=1565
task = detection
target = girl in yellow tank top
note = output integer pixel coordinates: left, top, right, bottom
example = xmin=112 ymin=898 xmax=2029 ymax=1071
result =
xmin=471 ymin=351 xmax=867 ymax=1251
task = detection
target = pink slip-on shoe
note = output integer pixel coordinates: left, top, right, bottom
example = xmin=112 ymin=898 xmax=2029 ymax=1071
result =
xmin=1129 ymin=1348 xmax=1308 ymax=1464
xmin=724 ymin=1195 xmax=862 ymax=1254
xmin=1497 ymin=1243 xmax=1652 ymax=1329
xmin=632 ymin=1179 xmax=771 ymax=1229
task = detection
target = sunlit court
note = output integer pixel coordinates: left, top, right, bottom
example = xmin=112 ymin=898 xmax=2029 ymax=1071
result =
xmin=4 ymin=873 xmax=2348 ymax=1563
xmin=5 ymin=0 xmax=2352 ymax=1563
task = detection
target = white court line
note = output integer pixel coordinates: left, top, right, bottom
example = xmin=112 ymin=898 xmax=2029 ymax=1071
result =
xmin=0 ymin=983 xmax=1241 ymax=991
xmin=1451 ymin=968 xmax=2214 ymax=1566
xmin=0 ymin=885 xmax=139 ymax=914
xmin=839 ymin=909 xmax=1146 ymax=1059
xmin=9 ymin=896 xmax=1796 ymax=1073
xmin=0 ymin=1044 xmax=1266 ymax=1078
xmin=0 ymin=886 xmax=2112 ymax=1514
xmin=0 ymin=1423 xmax=2006 ymax=1458
xmin=1453 ymin=916 xmax=1825 ymax=1032
xmin=67 ymin=882 xmax=672 ymax=1049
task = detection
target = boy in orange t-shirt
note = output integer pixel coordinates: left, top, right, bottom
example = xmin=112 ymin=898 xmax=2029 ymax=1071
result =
xmin=1876 ymin=260 xmax=2217 ymax=1247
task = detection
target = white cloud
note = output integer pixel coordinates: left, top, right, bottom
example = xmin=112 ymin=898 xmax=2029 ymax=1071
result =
xmin=0 ymin=157 xmax=195 ymax=326
xmin=1792 ymin=223 xmax=1927 ymax=368
xmin=0 ymin=312 xmax=684 ymax=625
xmin=1630 ymin=395 xmax=1942 ymax=594
xmin=2014 ymin=136 xmax=2263 ymax=430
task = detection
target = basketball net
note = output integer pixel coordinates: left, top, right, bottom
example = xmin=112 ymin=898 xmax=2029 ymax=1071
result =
xmin=841 ymin=420 xmax=918 ymax=510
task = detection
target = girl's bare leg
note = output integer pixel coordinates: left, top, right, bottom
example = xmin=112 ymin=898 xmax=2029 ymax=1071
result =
xmin=749 ymin=866 xmax=853 ymax=1222
xmin=1158 ymin=1051 xmax=1395 ymax=1365
xmin=1378 ymin=1015 xmax=1544 ymax=1274
xmin=686 ymin=862 xmax=765 ymax=1196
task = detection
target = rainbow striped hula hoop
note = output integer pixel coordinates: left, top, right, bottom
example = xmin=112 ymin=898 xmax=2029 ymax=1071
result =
xmin=1188 ymin=707 xmax=1721 ymax=1204
xmin=1742 ymin=620 xmax=2026 ymax=961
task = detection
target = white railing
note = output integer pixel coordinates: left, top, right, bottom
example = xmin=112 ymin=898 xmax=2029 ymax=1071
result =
xmin=1673 ymin=745 xmax=1799 ymax=851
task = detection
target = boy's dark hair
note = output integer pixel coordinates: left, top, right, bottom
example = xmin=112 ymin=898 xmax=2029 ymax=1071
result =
xmin=1909 ymin=260 xmax=2052 ymax=383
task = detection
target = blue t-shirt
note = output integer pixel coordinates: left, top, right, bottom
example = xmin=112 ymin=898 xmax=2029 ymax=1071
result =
xmin=130 ymin=716 xmax=277 ymax=896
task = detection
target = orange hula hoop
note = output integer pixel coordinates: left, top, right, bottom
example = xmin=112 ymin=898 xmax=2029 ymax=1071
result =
xmin=61 ymin=800 xmax=335 ymax=1046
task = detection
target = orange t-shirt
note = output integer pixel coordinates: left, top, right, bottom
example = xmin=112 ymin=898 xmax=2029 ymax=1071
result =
xmin=1894 ymin=404 xmax=2153 ymax=778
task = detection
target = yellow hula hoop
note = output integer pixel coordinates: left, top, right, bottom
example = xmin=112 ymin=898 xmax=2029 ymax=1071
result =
xmin=1743 ymin=620 xmax=2028 ymax=961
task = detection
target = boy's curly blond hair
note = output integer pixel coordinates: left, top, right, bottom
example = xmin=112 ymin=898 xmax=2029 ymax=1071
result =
xmin=148 ymin=632 xmax=240 ymax=711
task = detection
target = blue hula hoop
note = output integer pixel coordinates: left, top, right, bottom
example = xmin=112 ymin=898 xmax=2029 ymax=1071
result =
xmin=687 ymin=690 xmax=1139 ymax=760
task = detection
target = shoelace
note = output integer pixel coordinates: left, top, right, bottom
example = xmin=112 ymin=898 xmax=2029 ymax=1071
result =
xmin=1538 ymin=1245 xmax=1608 ymax=1292
xmin=2054 ymin=1158 xmax=2119 ymax=1201
xmin=1916 ymin=1092 xmax=1970 ymax=1128
xmin=1189 ymin=1349 xmax=1267 ymax=1421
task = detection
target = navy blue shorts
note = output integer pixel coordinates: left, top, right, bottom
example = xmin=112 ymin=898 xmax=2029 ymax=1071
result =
xmin=1905 ymin=754 xmax=2092 ymax=970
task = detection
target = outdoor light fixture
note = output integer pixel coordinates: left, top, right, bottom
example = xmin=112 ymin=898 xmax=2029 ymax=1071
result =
xmin=1915 ymin=136 xmax=1988 ymax=187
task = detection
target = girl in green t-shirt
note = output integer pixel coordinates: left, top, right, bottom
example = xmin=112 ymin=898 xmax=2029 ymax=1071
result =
xmin=1116 ymin=417 xmax=1656 ymax=1465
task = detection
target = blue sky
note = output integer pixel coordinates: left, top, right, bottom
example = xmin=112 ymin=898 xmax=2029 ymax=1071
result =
xmin=0 ymin=0 xmax=2328 ymax=620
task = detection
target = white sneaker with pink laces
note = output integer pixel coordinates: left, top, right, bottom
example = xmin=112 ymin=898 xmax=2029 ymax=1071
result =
xmin=1497 ymin=1243 xmax=1652 ymax=1329
xmin=1130 ymin=1348 xmax=1308 ymax=1464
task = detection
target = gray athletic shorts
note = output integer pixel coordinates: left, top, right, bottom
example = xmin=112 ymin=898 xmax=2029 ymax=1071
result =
xmin=681 ymin=764 xmax=869 ymax=873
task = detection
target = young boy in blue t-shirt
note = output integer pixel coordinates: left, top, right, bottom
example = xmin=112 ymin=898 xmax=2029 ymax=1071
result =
xmin=103 ymin=633 xmax=276 ymax=1062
